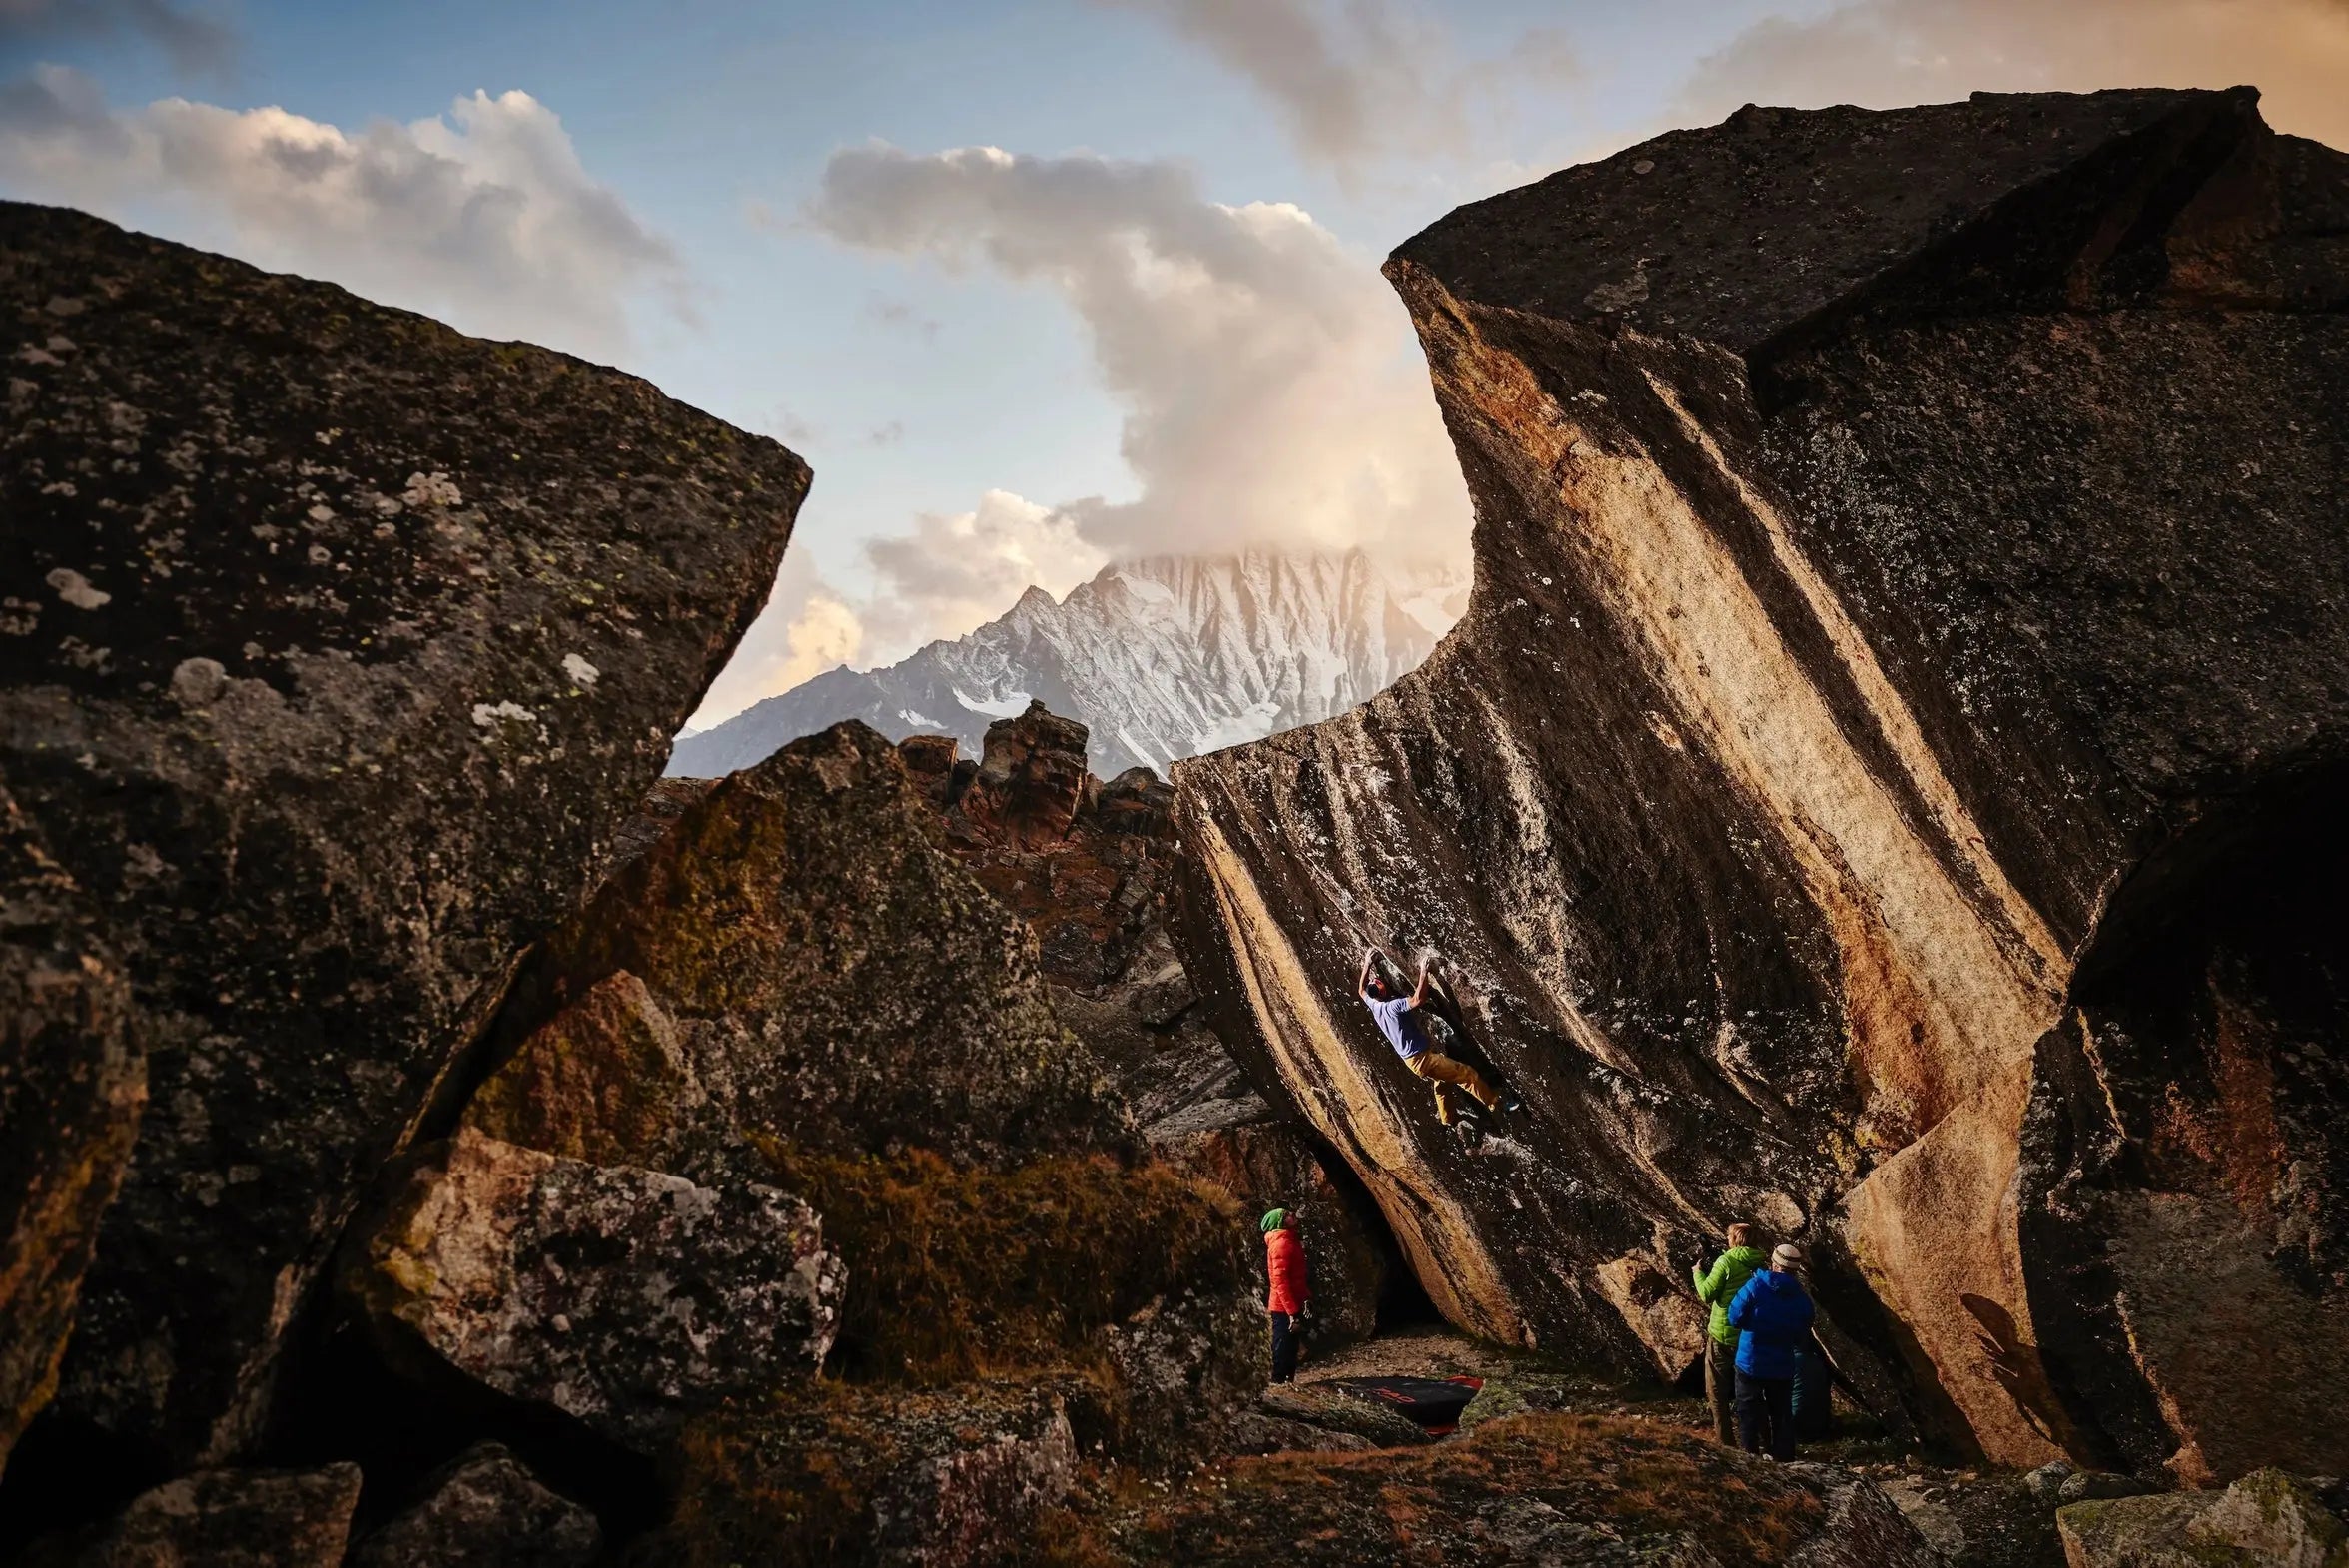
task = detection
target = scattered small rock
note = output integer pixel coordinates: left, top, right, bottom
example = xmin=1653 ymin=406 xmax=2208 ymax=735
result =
xmin=169 ymin=656 xmax=229 ymax=709
xmin=44 ymin=568 xmax=109 ymax=610
xmin=2024 ymin=1459 xmax=2073 ymax=1504
xmin=346 ymin=1442 xmax=598 ymax=1568
xmin=2059 ymin=1469 xmax=2152 ymax=1504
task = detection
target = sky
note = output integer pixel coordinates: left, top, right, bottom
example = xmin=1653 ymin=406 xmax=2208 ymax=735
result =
xmin=3 ymin=0 xmax=2345 ymax=726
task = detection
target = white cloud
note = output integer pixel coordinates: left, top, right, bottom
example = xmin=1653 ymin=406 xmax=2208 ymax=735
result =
xmin=686 ymin=547 xmax=867 ymax=729
xmin=0 ymin=0 xmax=234 ymax=78
xmin=0 ymin=68 xmax=683 ymax=358
xmin=1093 ymin=0 xmax=1581 ymax=177
xmin=863 ymin=488 xmax=1109 ymax=653
xmin=807 ymin=142 xmax=1468 ymax=579
xmin=1683 ymin=0 xmax=2349 ymax=153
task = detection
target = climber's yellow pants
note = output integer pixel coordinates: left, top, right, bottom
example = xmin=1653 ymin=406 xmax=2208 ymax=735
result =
xmin=1406 ymin=1052 xmax=1501 ymax=1125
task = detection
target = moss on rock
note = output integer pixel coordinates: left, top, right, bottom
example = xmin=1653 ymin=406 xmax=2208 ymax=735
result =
xmin=756 ymin=1140 xmax=1246 ymax=1389
xmin=652 ymin=1380 xmax=1084 ymax=1568
xmin=487 ymin=721 xmax=1129 ymax=1175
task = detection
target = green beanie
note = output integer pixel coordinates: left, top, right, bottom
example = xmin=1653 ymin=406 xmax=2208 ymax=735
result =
xmin=1259 ymin=1207 xmax=1288 ymax=1233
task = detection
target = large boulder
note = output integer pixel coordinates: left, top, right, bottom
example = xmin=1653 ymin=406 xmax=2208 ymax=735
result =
xmin=0 ymin=785 xmax=138 ymax=1476
xmin=346 ymin=1442 xmax=599 ymax=1568
xmin=2057 ymin=1468 xmax=2349 ymax=1566
xmin=445 ymin=718 xmax=1252 ymax=1522
xmin=1171 ymin=86 xmax=2349 ymax=1472
xmin=473 ymin=721 xmax=1126 ymax=1176
xmin=344 ymin=1128 xmax=845 ymax=1453
xmin=955 ymin=700 xmax=1094 ymax=851
xmin=25 ymin=1463 xmax=362 ymax=1567
xmin=0 ymin=202 xmax=806 ymax=1466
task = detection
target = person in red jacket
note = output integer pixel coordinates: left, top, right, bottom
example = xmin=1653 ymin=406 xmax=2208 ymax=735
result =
xmin=1261 ymin=1207 xmax=1310 ymax=1383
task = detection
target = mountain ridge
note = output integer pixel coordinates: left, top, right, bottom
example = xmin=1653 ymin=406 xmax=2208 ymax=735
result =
xmin=669 ymin=547 xmax=1458 ymax=780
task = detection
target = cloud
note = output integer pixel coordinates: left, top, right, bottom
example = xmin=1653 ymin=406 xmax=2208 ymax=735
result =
xmin=1683 ymin=0 xmax=2349 ymax=152
xmin=765 ymin=405 xmax=822 ymax=448
xmin=0 ymin=0 xmax=234 ymax=78
xmin=686 ymin=547 xmax=867 ymax=728
xmin=861 ymin=488 xmax=1109 ymax=653
xmin=806 ymin=142 xmax=1468 ymax=579
xmin=0 ymin=68 xmax=683 ymax=358
xmin=1094 ymin=0 xmax=1580 ymax=175
xmin=863 ymin=291 xmax=940 ymax=341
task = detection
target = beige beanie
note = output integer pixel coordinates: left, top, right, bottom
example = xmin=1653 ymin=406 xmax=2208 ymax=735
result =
xmin=1772 ymin=1242 xmax=1806 ymax=1269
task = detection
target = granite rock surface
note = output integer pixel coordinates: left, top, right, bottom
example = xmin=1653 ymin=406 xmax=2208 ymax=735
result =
xmin=0 ymin=201 xmax=806 ymax=1467
xmin=1173 ymin=87 xmax=2349 ymax=1470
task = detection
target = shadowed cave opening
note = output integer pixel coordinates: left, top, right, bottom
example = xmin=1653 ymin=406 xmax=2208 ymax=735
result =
xmin=259 ymin=1305 xmax=665 ymax=1545
xmin=0 ymin=1282 xmax=664 ymax=1555
xmin=0 ymin=1407 xmax=170 ymax=1557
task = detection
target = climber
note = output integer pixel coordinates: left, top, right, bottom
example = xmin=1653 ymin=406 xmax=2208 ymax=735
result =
xmin=1262 ymin=1207 xmax=1311 ymax=1383
xmin=1693 ymin=1222 xmax=1768 ymax=1446
xmin=1727 ymin=1242 xmax=1817 ymax=1461
xmin=1357 ymin=947 xmax=1521 ymax=1127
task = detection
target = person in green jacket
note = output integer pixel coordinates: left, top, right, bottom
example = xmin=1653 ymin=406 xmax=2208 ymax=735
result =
xmin=1694 ymin=1223 xmax=1767 ymax=1445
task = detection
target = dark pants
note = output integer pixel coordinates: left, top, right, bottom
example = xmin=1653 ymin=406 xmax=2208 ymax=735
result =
xmin=1705 ymin=1339 xmax=1738 ymax=1444
xmin=1735 ymin=1371 xmax=1797 ymax=1460
xmin=1268 ymin=1311 xmax=1298 ymax=1383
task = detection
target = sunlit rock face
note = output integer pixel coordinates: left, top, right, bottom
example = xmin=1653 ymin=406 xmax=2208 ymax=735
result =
xmin=0 ymin=202 xmax=807 ymax=1470
xmin=1173 ymin=87 xmax=2349 ymax=1473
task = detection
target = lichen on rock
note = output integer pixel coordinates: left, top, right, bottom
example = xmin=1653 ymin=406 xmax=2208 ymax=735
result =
xmin=344 ymin=1128 xmax=844 ymax=1454
xmin=481 ymin=720 xmax=1128 ymax=1175
xmin=0 ymin=200 xmax=807 ymax=1467
xmin=2057 ymin=1467 xmax=2349 ymax=1567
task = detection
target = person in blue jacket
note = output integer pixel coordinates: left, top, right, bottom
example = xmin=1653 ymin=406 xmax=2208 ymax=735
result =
xmin=1726 ymin=1242 xmax=1816 ymax=1460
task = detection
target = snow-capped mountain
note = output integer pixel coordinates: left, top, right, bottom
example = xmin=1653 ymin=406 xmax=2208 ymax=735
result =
xmin=669 ymin=549 xmax=1461 ymax=780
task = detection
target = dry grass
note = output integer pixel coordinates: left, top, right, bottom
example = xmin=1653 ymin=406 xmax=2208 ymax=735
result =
xmin=1036 ymin=1410 xmax=1834 ymax=1565
xmin=660 ymin=1381 xmax=1063 ymax=1568
xmin=756 ymin=1137 xmax=1248 ymax=1386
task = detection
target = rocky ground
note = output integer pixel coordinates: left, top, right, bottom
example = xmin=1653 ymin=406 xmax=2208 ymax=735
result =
xmin=1270 ymin=1328 xmax=2068 ymax=1568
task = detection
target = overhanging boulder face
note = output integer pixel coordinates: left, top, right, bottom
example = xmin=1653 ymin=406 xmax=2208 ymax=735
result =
xmin=1173 ymin=87 xmax=2349 ymax=1473
xmin=0 ymin=202 xmax=807 ymax=1469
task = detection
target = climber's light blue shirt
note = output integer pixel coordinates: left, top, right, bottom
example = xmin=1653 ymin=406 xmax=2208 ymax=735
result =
xmin=1364 ymin=995 xmax=1430 ymax=1061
